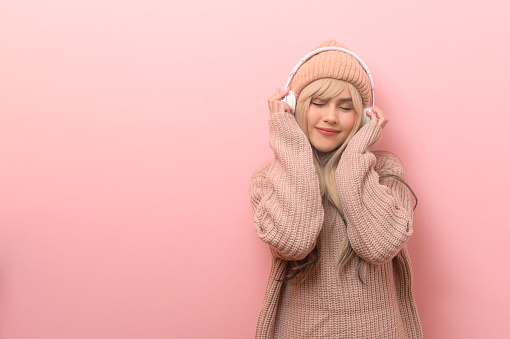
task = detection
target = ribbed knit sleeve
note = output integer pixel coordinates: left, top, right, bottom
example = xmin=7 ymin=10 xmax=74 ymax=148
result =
xmin=336 ymin=120 xmax=413 ymax=264
xmin=249 ymin=112 xmax=324 ymax=261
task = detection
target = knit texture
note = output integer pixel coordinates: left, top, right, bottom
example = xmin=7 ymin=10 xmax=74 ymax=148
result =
xmin=249 ymin=112 xmax=423 ymax=338
xmin=289 ymin=39 xmax=373 ymax=107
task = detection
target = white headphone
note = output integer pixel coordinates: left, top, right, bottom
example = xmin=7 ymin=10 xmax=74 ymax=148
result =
xmin=281 ymin=46 xmax=375 ymax=126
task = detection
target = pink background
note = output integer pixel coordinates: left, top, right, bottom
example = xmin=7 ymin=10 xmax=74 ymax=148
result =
xmin=1 ymin=0 xmax=509 ymax=338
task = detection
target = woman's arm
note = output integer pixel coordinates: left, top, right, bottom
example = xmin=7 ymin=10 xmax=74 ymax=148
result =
xmin=249 ymin=112 xmax=324 ymax=261
xmin=336 ymin=120 xmax=414 ymax=264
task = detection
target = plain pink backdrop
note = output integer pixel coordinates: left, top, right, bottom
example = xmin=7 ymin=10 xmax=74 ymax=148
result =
xmin=1 ymin=0 xmax=509 ymax=338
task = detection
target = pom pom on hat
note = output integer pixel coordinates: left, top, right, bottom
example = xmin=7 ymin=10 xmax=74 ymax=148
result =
xmin=289 ymin=39 xmax=372 ymax=107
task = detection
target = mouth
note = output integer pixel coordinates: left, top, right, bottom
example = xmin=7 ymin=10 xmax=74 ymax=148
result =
xmin=316 ymin=127 xmax=340 ymax=136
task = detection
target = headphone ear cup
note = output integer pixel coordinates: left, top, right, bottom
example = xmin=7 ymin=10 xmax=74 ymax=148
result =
xmin=281 ymin=90 xmax=296 ymax=114
xmin=362 ymin=107 xmax=372 ymax=126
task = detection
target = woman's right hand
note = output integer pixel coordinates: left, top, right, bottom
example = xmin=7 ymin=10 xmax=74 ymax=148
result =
xmin=268 ymin=88 xmax=294 ymax=117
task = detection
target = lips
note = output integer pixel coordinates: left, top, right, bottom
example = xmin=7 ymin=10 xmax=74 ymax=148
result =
xmin=316 ymin=127 xmax=339 ymax=132
xmin=316 ymin=127 xmax=340 ymax=136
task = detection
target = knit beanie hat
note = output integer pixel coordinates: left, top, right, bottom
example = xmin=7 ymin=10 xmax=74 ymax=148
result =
xmin=289 ymin=39 xmax=372 ymax=107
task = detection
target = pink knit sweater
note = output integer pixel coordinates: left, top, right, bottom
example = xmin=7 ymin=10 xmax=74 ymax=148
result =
xmin=249 ymin=112 xmax=423 ymax=338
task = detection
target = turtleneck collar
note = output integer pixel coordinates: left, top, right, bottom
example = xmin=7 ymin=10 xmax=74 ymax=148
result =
xmin=312 ymin=147 xmax=337 ymax=166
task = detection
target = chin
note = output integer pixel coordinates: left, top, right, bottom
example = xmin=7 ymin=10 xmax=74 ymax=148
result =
xmin=310 ymin=135 xmax=342 ymax=153
xmin=313 ymin=144 xmax=338 ymax=153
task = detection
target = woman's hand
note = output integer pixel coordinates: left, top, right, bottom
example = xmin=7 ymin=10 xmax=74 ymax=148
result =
xmin=366 ymin=105 xmax=389 ymax=129
xmin=268 ymin=88 xmax=294 ymax=117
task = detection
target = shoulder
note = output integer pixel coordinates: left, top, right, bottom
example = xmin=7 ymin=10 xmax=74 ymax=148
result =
xmin=373 ymin=150 xmax=406 ymax=178
xmin=250 ymin=160 xmax=272 ymax=181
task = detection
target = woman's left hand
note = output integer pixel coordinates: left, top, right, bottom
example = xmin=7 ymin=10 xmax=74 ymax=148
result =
xmin=366 ymin=105 xmax=389 ymax=129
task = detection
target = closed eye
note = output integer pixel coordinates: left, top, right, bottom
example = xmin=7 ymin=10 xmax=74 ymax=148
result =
xmin=311 ymin=102 xmax=325 ymax=107
xmin=312 ymin=101 xmax=353 ymax=111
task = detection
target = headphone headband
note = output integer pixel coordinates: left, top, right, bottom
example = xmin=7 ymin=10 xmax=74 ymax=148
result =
xmin=284 ymin=46 xmax=375 ymax=110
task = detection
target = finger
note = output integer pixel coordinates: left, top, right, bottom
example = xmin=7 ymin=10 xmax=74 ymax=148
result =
xmin=271 ymin=88 xmax=281 ymax=99
xmin=377 ymin=112 xmax=387 ymax=125
xmin=282 ymin=102 xmax=293 ymax=113
xmin=270 ymin=89 xmax=287 ymax=101
xmin=272 ymin=101 xmax=280 ymax=114
xmin=276 ymin=87 xmax=290 ymax=99
xmin=373 ymin=105 xmax=386 ymax=118
xmin=277 ymin=101 xmax=289 ymax=114
xmin=269 ymin=89 xmax=285 ymax=104
xmin=379 ymin=110 xmax=387 ymax=120
xmin=270 ymin=99 xmax=279 ymax=114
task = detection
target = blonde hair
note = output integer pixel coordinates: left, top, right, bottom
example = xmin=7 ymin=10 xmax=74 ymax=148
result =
xmin=285 ymin=78 xmax=368 ymax=284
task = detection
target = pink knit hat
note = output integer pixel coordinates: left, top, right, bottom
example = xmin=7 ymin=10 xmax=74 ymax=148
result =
xmin=289 ymin=39 xmax=372 ymax=107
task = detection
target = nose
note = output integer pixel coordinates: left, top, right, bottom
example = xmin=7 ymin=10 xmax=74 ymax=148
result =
xmin=322 ymin=104 xmax=338 ymax=124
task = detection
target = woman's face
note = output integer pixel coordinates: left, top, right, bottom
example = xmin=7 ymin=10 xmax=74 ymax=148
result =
xmin=306 ymin=89 xmax=357 ymax=152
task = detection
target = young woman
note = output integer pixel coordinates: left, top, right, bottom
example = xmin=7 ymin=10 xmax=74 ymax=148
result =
xmin=249 ymin=40 xmax=423 ymax=338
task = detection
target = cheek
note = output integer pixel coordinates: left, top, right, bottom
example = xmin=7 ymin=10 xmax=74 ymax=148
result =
xmin=341 ymin=113 xmax=356 ymax=132
xmin=306 ymin=107 xmax=320 ymax=128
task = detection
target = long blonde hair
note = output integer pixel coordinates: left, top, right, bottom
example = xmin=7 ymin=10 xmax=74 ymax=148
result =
xmin=283 ymin=78 xmax=368 ymax=284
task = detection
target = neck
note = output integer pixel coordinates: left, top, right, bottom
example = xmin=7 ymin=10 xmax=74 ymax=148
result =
xmin=312 ymin=147 xmax=335 ymax=165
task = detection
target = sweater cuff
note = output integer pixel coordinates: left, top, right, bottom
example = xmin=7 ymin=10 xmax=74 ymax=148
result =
xmin=347 ymin=120 xmax=382 ymax=154
xmin=268 ymin=112 xmax=310 ymax=152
